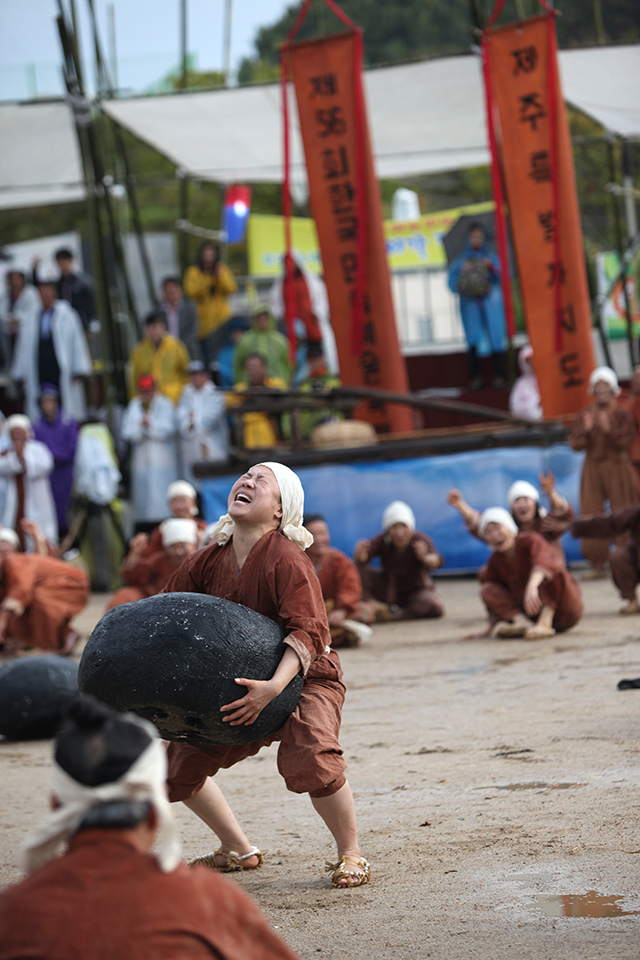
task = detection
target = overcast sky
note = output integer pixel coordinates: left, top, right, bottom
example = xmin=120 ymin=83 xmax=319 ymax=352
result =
xmin=0 ymin=0 xmax=292 ymax=101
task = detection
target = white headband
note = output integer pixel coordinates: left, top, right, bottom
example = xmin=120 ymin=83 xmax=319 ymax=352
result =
xmin=382 ymin=500 xmax=416 ymax=533
xmin=167 ymin=480 xmax=197 ymax=502
xmin=161 ymin=517 xmax=198 ymax=547
xmin=507 ymin=480 xmax=539 ymax=508
xmin=6 ymin=414 xmax=32 ymax=435
xmin=588 ymin=366 xmax=620 ymax=396
xmin=20 ymin=732 xmax=180 ymax=875
xmin=0 ymin=528 xmax=20 ymax=548
xmin=479 ymin=507 xmax=519 ymax=537
xmin=208 ymin=461 xmax=313 ymax=551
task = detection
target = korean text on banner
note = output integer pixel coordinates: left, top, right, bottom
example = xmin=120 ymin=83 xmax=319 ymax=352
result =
xmin=284 ymin=31 xmax=412 ymax=434
xmin=484 ymin=14 xmax=595 ymax=418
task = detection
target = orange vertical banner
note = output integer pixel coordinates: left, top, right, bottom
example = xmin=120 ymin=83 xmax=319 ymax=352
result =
xmin=483 ymin=13 xmax=595 ymax=418
xmin=282 ymin=26 xmax=412 ymax=434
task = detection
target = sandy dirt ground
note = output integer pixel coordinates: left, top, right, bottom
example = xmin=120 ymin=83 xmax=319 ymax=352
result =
xmin=1 ymin=575 xmax=639 ymax=959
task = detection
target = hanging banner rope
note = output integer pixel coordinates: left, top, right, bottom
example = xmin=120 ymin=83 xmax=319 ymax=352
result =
xmin=280 ymin=0 xmax=412 ymax=433
xmin=482 ymin=3 xmax=595 ymax=418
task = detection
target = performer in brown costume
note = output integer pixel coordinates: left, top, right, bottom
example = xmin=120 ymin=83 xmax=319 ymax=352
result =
xmin=142 ymin=480 xmax=207 ymax=557
xmin=470 ymin=507 xmax=583 ymax=640
xmin=162 ymin=462 xmax=370 ymax=888
xmin=354 ymin=500 xmax=444 ymax=621
xmin=571 ymin=504 xmax=640 ymax=614
xmin=106 ymin=518 xmax=199 ymax=611
xmin=568 ymin=366 xmax=638 ymax=579
xmin=448 ymin=472 xmax=573 ymax=560
xmin=0 ymin=552 xmax=89 ymax=656
xmin=620 ymin=364 xmax=640 ymax=487
xmin=304 ymin=513 xmax=372 ymax=647
xmin=0 ymin=696 xmax=301 ymax=960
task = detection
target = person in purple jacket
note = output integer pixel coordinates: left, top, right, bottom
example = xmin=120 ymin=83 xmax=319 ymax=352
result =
xmin=32 ymin=383 xmax=78 ymax=535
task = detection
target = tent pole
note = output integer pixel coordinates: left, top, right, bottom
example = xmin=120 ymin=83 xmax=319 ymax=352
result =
xmin=608 ymin=137 xmax=637 ymax=369
xmin=180 ymin=0 xmax=188 ymax=89
xmin=85 ymin=0 xmax=158 ymax=312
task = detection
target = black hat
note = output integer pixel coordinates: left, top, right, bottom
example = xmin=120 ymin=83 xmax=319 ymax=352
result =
xmin=55 ymin=696 xmax=152 ymax=788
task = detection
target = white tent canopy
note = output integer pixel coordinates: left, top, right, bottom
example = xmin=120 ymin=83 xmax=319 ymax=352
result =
xmin=0 ymin=44 xmax=638 ymax=209
xmin=101 ymin=44 xmax=640 ymax=185
xmin=0 ymin=101 xmax=85 ymax=210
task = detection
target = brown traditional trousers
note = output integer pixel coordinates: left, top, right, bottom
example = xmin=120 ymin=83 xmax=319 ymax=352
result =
xmin=1 ymin=554 xmax=89 ymax=651
xmin=162 ymin=530 xmax=347 ymax=800
xmin=572 ymin=504 xmax=640 ymax=601
xmin=568 ymin=401 xmax=639 ymax=565
xmin=480 ymin=532 xmax=583 ymax=633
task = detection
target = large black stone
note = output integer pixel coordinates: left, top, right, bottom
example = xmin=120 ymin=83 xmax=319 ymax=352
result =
xmin=78 ymin=593 xmax=303 ymax=745
xmin=0 ymin=656 xmax=79 ymax=740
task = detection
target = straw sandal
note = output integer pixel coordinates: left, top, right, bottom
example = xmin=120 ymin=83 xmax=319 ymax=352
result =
xmin=189 ymin=846 xmax=264 ymax=872
xmin=326 ymin=855 xmax=370 ymax=888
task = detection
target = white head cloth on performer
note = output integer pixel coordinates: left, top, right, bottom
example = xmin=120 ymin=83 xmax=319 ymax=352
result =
xmin=479 ymin=507 xmax=519 ymax=537
xmin=20 ymin=713 xmax=180 ymax=876
xmin=160 ymin=517 xmax=198 ymax=547
xmin=0 ymin=528 xmax=20 ymax=548
xmin=507 ymin=480 xmax=539 ymax=507
xmin=383 ymin=500 xmax=416 ymax=533
xmin=588 ymin=366 xmax=620 ymax=396
xmin=208 ymin=461 xmax=313 ymax=551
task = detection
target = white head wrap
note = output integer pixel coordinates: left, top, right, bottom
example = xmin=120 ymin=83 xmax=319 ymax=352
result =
xmin=20 ymin=727 xmax=180 ymax=875
xmin=161 ymin=517 xmax=198 ymax=548
xmin=382 ymin=500 xmax=416 ymax=533
xmin=0 ymin=528 xmax=20 ymax=549
xmin=6 ymin=414 xmax=32 ymax=436
xmin=208 ymin=461 xmax=313 ymax=551
xmin=7 ymin=262 xmax=30 ymax=277
xmin=167 ymin=480 xmax=197 ymax=503
xmin=507 ymin=480 xmax=540 ymax=508
xmin=588 ymin=366 xmax=620 ymax=396
xmin=37 ymin=263 xmax=60 ymax=284
xmin=479 ymin=507 xmax=519 ymax=537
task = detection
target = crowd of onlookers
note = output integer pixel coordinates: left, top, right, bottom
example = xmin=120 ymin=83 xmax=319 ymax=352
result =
xmin=0 ymin=242 xmax=342 ymax=538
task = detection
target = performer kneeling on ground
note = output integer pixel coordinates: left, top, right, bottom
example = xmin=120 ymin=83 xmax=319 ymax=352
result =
xmin=0 ymin=551 xmax=89 ymax=656
xmin=448 ymin=472 xmax=573 ymax=560
xmin=142 ymin=480 xmax=207 ymax=556
xmin=571 ymin=504 xmax=640 ymax=615
xmin=106 ymin=518 xmax=199 ymax=611
xmin=472 ymin=508 xmax=583 ymax=639
xmin=162 ymin=462 xmax=370 ymax=888
xmin=0 ymin=695 xmax=301 ymax=960
xmin=304 ymin=513 xmax=372 ymax=647
xmin=354 ymin=500 xmax=444 ymax=621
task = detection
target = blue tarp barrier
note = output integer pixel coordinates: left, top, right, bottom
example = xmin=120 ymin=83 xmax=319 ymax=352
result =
xmin=200 ymin=442 xmax=586 ymax=573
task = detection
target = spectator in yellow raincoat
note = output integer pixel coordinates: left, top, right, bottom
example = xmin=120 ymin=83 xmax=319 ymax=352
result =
xmin=129 ymin=312 xmax=189 ymax=404
xmin=183 ymin=242 xmax=237 ymax=365
xmin=227 ymin=354 xmax=287 ymax=449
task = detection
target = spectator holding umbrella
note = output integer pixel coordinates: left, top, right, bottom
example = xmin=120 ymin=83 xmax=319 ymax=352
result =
xmin=447 ymin=220 xmax=507 ymax=391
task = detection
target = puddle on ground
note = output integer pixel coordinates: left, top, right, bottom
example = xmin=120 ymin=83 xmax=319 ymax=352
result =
xmin=438 ymin=663 xmax=489 ymax=676
xmin=531 ymin=891 xmax=640 ymax=918
xmin=476 ymin=782 xmax=586 ymax=791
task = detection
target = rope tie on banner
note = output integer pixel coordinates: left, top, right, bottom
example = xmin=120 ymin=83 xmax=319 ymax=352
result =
xmin=280 ymin=0 xmax=368 ymax=356
xmin=482 ymin=0 xmax=560 ymax=347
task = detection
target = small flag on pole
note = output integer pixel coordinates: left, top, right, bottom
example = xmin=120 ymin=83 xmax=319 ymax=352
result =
xmin=223 ymin=185 xmax=252 ymax=244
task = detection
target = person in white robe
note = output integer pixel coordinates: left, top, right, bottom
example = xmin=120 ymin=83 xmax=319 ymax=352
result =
xmin=509 ymin=344 xmax=543 ymax=422
xmin=10 ymin=264 xmax=92 ymax=422
xmin=176 ymin=361 xmax=229 ymax=487
xmin=121 ymin=375 xmax=179 ymax=529
xmin=0 ymin=265 xmax=40 ymax=373
xmin=0 ymin=415 xmax=58 ymax=548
